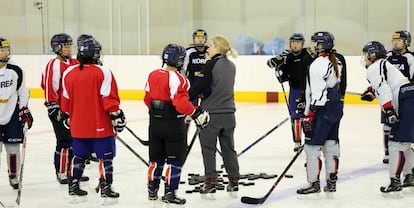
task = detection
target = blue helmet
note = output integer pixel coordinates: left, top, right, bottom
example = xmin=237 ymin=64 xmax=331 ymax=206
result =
xmin=78 ymin=38 xmax=101 ymax=60
xmin=289 ymin=33 xmax=305 ymax=43
xmin=50 ymin=33 xmax=73 ymax=54
xmin=311 ymin=31 xmax=334 ymax=52
xmin=162 ymin=44 xmax=186 ymax=68
xmin=77 ymin=34 xmax=94 ymax=47
xmin=363 ymin=41 xmax=387 ymax=61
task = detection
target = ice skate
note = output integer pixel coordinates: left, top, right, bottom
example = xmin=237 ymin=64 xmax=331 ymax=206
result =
xmin=161 ymin=187 xmax=186 ymax=205
xmin=297 ymin=181 xmax=321 ymax=199
xmin=68 ymin=179 xmax=88 ymax=203
xmin=9 ymin=176 xmax=19 ymax=189
xmin=323 ymin=173 xmax=337 ymax=198
xmin=148 ymin=181 xmax=159 ymax=201
xmin=200 ymin=178 xmax=216 ymax=200
xmin=226 ymin=177 xmax=239 ymax=198
xmin=57 ymin=173 xmax=69 ymax=184
xmin=99 ymin=180 xmax=119 ymax=205
xmin=380 ymin=178 xmax=403 ymax=198
xmin=402 ymin=174 xmax=414 ymax=193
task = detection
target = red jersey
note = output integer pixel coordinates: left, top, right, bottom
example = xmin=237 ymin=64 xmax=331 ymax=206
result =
xmin=41 ymin=58 xmax=79 ymax=105
xmin=61 ymin=64 xmax=120 ymax=138
xmin=144 ymin=68 xmax=195 ymax=115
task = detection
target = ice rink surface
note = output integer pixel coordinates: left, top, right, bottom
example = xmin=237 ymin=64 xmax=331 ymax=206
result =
xmin=0 ymin=99 xmax=413 ymax=208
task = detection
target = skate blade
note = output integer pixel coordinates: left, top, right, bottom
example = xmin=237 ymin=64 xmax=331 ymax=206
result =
xmin=324 ymin=191 xmax=335 ymax=199
xmin=0 ymin=201 xmax=19 ymax=208
xmin=200 ymin=193 xmax=216 ymax=200
xmin=160 ymin=202 xmax=186 ymax=208
xmin=297 ymin=192 xmax=321 ymax=200
xmin=69 ymin=195 xmax=88 ymax=204
xmin=381 ymin=191 xmax=403 ymax=198
xmin=228 ymin=191 xmax=238 ymax=198
xmin=101 ymin=197 xmax=118 ymax=206
xmin=402 ymin=187 xmax=414 ymax=194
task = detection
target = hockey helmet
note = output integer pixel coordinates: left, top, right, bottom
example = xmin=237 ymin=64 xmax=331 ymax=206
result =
xmin=162 ymin=44 xmax=186 ymax=68
xmin=311 ymin=31 xmax=335 ymax=52
xmin=78 ymin=38 xmax=102 ymax=60
xmin=0 ymin=37 xmax=10 ymax=63
xmin=363 ymin=41 xmax=387 ymax=61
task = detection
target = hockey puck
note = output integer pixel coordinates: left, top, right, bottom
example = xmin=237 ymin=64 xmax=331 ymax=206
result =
xmin=284 ymin=174 xmax=294 ymax=178
xmin=180 ymin=181 xmax=186 ymax=184
xmin=185 ymin=190 xmax=193 ymax=194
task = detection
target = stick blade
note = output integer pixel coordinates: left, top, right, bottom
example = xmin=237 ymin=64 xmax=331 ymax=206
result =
xmin=241 ymin=196 xmax=264 ymax=205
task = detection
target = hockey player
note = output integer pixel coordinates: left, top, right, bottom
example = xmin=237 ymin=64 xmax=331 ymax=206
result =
xmin=188 ymin=35 xmax=240 ymax=199
xmin=61 ymin=38 xmax=125 ymax=202
xmin=0 ymin=37 xmax=33 ymax=189
xmin=296 ymin=31 xmax=344 ymax=196
xmin=144 ymin=44 xmax=210 ymax=205
xmin=361 ymin=41 xmax=414 ymax=196
xmin=362 ymin=31 xmax=414 ymax=164
xmin=41 ymin=33 xmax=89 ymax=185
xmin=182 ymin=29 xmax=209 ymax=102
xmin=266 ymin=33 xmax=315 ymax=151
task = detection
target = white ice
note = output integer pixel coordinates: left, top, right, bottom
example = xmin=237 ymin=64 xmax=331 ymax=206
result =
xmin=0 ymin=99 xmax=412 ymax=208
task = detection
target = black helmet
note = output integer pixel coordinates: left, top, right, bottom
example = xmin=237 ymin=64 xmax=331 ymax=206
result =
xmin=363 ymin=41 xmax=387 ymax=61
xmin=162 ymin=44 xmax=186 ymax=68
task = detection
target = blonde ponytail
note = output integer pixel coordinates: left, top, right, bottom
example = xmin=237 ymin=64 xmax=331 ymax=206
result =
xmin=211 ymin=35 xmax=238 ymax=59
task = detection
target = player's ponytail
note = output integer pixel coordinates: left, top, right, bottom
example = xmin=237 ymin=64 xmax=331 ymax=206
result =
xmin=329 ymin=53 xmax=339 ymax=78
xmin=211 ymin=35 xmax=238 ymax=59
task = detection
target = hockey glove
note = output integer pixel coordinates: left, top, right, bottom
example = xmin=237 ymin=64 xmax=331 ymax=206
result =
xmin=295 ymin=91 xmax=306 ymax=114
xmin=61 ymin=112 xmax=70 ymax=129
xmin=184 ymin=115 xmax=193 ymax=125
xmin=46 ymin=102 xmax=61 ymax=121
xmin=301 ymin=110 xmax=315 ymax=138
xmin=274 ymin=68 xmax=284 ymax=83
xmin=266 ymin=58 xmax=278 ymax=68
xmin=110 ymin=109 xmax=126 ymax=132
xmin=361 ymin=86 xmax=375 ymax=102
xmin=18 ymin=107 xmax=33 ymax=129
xmin=191 ymin=106 xmax=210 ymax=129
xmin=383 ymin=108 xmax=399 ymax=128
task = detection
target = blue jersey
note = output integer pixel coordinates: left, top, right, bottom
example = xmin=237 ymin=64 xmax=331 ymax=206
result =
xmin=182 ymin=46 xmax=208 ymax=85
xmin=386 ymin=50 xmax=414 ymax=82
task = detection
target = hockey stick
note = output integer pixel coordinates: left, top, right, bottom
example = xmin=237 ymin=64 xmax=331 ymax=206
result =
xmin=279 ymin=80 xmax=298 ymax=144
xmin=241 ymin=145 xmax=304 ymax=205
xmin=116 ymin=135 xmax=149 ymax=167
xmin=125 ymin=126 xmax=149 ymax=146
xmin=184 ymin=127 xmax=200 ymax=162
xmin=345 ymin=91 xmax=362 ymax=96
xmin=219 ymin=117 xmax=289 ymax=169
xmin=237 ymin=117 xmax=289 ymax=157
xmin=15 ymin=123 xmax=29 ymax=206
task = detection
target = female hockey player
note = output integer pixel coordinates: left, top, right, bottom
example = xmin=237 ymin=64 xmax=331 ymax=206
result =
xmin=61 ymin=38 xmax=125 ymax=203
xmin=0 ymin=37 xmax=33 ymax=189
xmin=296 ymin=31 xmax=343 ymax=196
xmin=361 ymin=41 xmax=414 ymax=196
xmin=362 ymin=31 xmax=414 ymax=164
xmin=188 ymin=35 xmax=240 ymax=199
xmin=266 ymin=33 xmax=315 ymax=151
xmin=144 ymin=44 xmax=210 ymax=205
xmin=41 ymin=33 xmax=89 ymax=184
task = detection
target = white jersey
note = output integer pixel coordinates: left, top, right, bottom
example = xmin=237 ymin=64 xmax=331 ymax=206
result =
xmin=366 ymin=58 xmax=409 ymax=111
xmin=0 ymin=62 xmax=29 ymax=125
xmin=304 ymin=54 xmax=342 ymax=115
